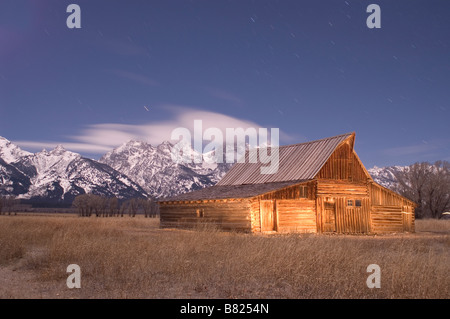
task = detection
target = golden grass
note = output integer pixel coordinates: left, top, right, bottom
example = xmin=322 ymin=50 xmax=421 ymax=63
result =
xmin=0 ymin=214 xmax=449 ymax=299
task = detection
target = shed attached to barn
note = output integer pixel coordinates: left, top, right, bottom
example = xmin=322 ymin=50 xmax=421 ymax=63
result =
xmin=159 ymin=133 xmax=416 ymax=234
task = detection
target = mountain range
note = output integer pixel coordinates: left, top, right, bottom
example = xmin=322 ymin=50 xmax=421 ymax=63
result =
xmin=0 ymin=136 xmax=402 ymax=205
xmin=0 ymin=136 xmax=231 ymax=205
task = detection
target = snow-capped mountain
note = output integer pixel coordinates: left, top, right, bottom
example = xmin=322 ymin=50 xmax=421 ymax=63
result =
xmin=99 ymin=140 xmax=232 ymax=199
xmin=0 ymin=137 xmax=148 ymax=203
xmin=0 ymin=136 xmax=32 ymax=164
xmin=0 ymin=157 xmax=32 ymax=196
xmin=368 ymin=165 xmax=406 ymax=189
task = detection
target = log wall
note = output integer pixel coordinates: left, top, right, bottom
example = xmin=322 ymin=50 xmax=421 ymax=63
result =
xmin=276 ymin=199 xmax=316 ymax=233
xmin=159 ymin=181 xmax=415 ymax=234
xmin=250 ymin=199 xmax=261 ymax=233
xmin=371 ymin=206 xmax=403 ymax=233
xmin=369 ymin=183 xmax=415 ymax=233
xmin=316 ymin=180 xmax=369 ymax=197
xmin=258 ymin=181 xmax=315 ymax=200
xmin=159 ymin=200 xmax=252 ymax=231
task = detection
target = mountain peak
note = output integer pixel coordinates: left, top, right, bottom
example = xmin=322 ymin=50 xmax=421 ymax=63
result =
xmin=0 ymin=137 xmax=32 ymax=164
xmin=157 ymin=140 xmax=173 ymax=152
xmin=50 ymin=144 xmax=66 ymax=154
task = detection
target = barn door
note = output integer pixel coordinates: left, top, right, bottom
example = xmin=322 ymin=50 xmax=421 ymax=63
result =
xmin=323 ymin=201 xmax=336 ymax=232
xmin=260 ymin=200 xmax=276 ymax=232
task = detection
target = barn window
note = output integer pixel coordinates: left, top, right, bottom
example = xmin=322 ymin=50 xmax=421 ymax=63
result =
xmin=299 ymin=186 xmax=308 ymax=198
xmin=196 ymin=209 xmax=204 ymax=218
xmin=347 ymin=200 xmax=353 ymax=206
xmin=355 ymin=200 xmax=362 ymax=207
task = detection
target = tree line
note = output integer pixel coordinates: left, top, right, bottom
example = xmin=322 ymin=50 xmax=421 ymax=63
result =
xmin=72 ymin=194 xmax=159 ymax=218
xmin=394 ymin=160 xmax=450 ymax=219
xmin=0 ymin=195 xmax=19 ymax=215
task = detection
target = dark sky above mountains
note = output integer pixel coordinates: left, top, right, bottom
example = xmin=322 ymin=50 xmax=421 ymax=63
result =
xmin=1 ymin=0 xmax=449 ymax=167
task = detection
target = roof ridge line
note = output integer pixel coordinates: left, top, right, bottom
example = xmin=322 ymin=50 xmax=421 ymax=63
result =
xmin=277 ymin=132 xmax=354 ymax=149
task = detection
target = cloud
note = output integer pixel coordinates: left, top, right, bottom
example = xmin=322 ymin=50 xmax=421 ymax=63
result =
xmin=15 ymin=106 xmax=289 ymax=156
xmin=13 ymin=141 xmax=112 ymax=154
xmin=73 ymin=105 xmax=271 ymax=146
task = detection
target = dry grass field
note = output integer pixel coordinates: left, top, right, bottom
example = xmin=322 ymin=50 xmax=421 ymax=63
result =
xmin=0 ymin=213 xmax=449 ymax=299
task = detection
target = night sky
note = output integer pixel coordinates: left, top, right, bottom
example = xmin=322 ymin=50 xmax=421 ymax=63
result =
xmin=0 ymin=0 xmax=449 ymax=167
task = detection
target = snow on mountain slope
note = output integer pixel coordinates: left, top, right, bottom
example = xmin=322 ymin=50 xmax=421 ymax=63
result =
xmin=0 ymin=157 xmax=32 ymax=196
xmin=0 ymin=137 xmax=148 ymax=203
xmin=0 ymin=136 xmax=32 ymax=164
xmin=100 ymin=140 xmax=233 ymax=198
xmin=367 ymin=165 xmax=406 ymax=189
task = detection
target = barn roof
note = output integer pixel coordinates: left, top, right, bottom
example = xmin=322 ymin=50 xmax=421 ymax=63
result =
xmin=217 ymin=132 xmax=355 ymax=186
xmin=161 ymin=180 xmax=307 ymax=202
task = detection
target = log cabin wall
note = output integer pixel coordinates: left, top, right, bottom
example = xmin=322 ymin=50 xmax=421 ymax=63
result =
xmin=369 ymin=183 xmax=415 ymax=233
xmin=258 ymin=181 xmax=315 ymax=201
xmin=250 ymin=199 xmax=261 ymax=232
xmin=159 ymin=199 xmax=252 ymax=232
xmin=276 ymin=199 xmax=316 ymax=233
xmin=250 ymin=182 xmax=317 ymax=233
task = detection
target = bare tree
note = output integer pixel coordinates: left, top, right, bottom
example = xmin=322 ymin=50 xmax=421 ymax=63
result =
xmin=394 ymin=161 xmax=450 ymax=219
xmin=127 ymin=198 xmax=139 ymax=217
xmin=0 ymin=196 xmax=4 ymax=215
xmin=139 ymin=198 xmax=153 ymax=218
xmin=425 ymin=161 xmax=450 ymax=219
xmin=150 ymin=200 xmax=159 ymax=218
xmin=119 ymin=201 xmax=127 ymax=217
xmin=73 ymin=194 xmax=89 ymax=217
xmin=0 ymin=196 xmax=19 ymax=215
xmin=108 ymin=197 xmax=119 ymax=217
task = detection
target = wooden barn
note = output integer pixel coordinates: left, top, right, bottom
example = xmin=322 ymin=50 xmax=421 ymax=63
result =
xmin=159 ymin=133 xmax=416 ymax=234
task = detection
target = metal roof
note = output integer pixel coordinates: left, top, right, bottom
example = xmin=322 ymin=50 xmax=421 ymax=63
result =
xmin=217 ymin=132 xmax=355 ymax=186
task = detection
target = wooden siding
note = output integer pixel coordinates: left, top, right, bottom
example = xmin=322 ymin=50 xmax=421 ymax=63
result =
xmin=402 ymin=205 xmax=415 ymax=232
xmin=316 ymin=180 xmax=369 ymax=197
xmin=316 ymin=143 xmax=369 ymax=182
xmin=251 ymin=182 xmax=316 ymax=233
xmin=160 ymin=200 xmax=252 ymax=231
xmin=258 ymin=181 xmax=315 ymax=201
xmin=250 ymin=199 xmax=261 ymax=233
xmin=371 ymin=206 xmax=403 ymax=233
xmin=260 ymin=200 xmax=276 ymax=231
xmin=316 ymin=197 xmax=371 ymax=233
xmin=276 ymin=199 xmax=316 ymax=233
xmin=369 ymin=182 xmax=415 ymax=233
xmin=369 ymin=182 xmax=413 ymax=206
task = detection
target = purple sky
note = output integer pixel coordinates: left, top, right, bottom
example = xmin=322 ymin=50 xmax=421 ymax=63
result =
xmin=0 ymin=0 xmax=449 ymax=168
